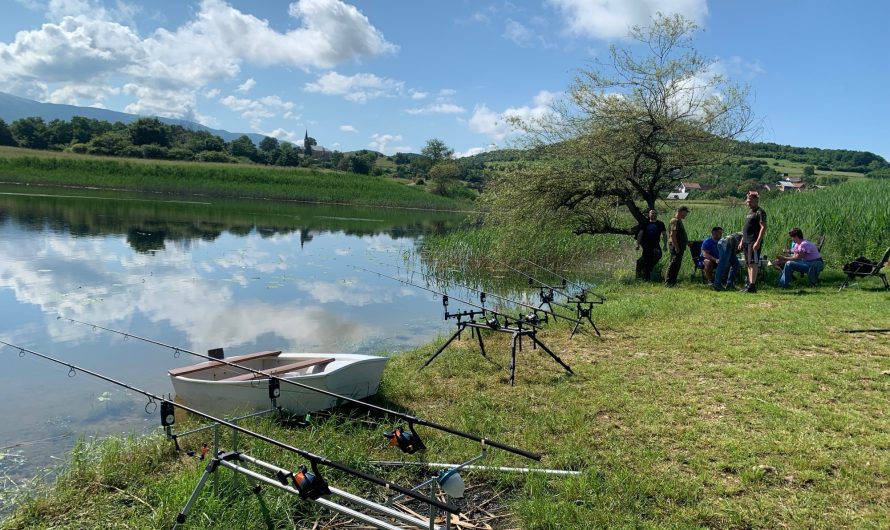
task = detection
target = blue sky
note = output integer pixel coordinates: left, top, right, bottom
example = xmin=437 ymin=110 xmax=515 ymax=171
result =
xmin=1 ymin=0 xmax=888 ymax=159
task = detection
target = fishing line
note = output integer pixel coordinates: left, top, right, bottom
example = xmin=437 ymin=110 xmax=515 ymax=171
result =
xmin=518 ymin=257 xmax=607 ymax=302
xmin=349 ymin=265 xmax=547 ymax=327
xmin=372 ymin=260 xmax=581 ymax=324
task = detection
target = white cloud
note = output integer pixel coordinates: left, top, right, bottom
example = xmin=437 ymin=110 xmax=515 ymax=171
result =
xmin=368 ymin=133 xmax=410 ymax=155
xmin=409 ymin=89 xmax=428 ymax=100
xmin=546 ymin=0 xmax=708 ymax=39
xmin=235 ymin=78 xmax=256 ymax=93
xmin=468 ymin=90 xmax=558 ymax=142
xmin=48 ymin=83 xmax=119 ymax=105
xmin=454 ymin=145 xmax=497 ymax=158
xmin=304 ymin=71 xmax=404 ymax=103
xmin=0 ymin=0 xmax=395 ymax=118
xmin=438 ymin=88 xmax=457 ymax=97
xmin=503 ymin=18 xmax=535 ymax=47
xmin=204 ymin=88 xmax=221 ymax=99
xmin=219 ymin=94 xmax=296 ymax=129
xmin=264 ymin=128 xmax=299 ymax=142
xmin=405 ymin=103 xmax=466 ymax=115
xmin=340 ymin=124 xmax=358 ymax=133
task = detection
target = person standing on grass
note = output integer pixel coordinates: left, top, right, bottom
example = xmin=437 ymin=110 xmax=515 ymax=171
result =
xmin=700 ymin=226 xmax=722 ymax=287
xmin=635 ymin=209 xmax=667 ymax=281
xmin=777 ymin=227 xmax=824 ymax=288
xmin=739 ymin=191 xmax=767 ymax=293
xmin=664 ymin=206 xmax=689 ymax=287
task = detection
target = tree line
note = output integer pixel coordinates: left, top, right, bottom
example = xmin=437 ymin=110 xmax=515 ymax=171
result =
xmin=736 ymin=142 xmax=888 ymax=174
xmin=0 ymin=115 xmax=315 ymax=166
xmin=0 ymin=116 xmax=484 ymax=198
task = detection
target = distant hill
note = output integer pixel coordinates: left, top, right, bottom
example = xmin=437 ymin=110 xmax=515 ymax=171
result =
xmin=0 ymin=91 xmax=264 ymax=144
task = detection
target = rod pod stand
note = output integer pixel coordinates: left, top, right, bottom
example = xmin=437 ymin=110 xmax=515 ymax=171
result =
xmin=422 ymin=299 xmax=573 ymax=386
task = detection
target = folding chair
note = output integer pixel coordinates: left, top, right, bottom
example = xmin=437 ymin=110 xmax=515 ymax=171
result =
xmin=840 ymin=247 xmax=890 ymax=291
xmin=687 ymin=240 xmax=705 ymax=281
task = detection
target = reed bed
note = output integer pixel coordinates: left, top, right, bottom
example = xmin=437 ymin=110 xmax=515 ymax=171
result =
xmin=424 ymin=179 xmax=890 ymax=275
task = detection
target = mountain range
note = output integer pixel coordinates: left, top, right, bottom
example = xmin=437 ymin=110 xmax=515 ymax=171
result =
xmin=0 ymin=91 xmax=265 ymax=144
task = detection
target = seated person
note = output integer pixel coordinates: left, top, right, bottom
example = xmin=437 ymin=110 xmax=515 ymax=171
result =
xmin=700 ymin=226 xmax=722 ymax=285
xmin=777 ymin=227 xmax=825 ymax=288
xmin=713 ymin=231 xmax=742 ymax=291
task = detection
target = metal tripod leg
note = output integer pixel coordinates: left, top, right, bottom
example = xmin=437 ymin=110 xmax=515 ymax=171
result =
xmin=420 ymin=322 xmax=467 ymax=370
xmin=529 ymin=334 xmax=574 ymax=376
xmin=475 ymin=325 xmax=486 ymax=357
xmin=588 ymin=315 xmax=601 ymax=337
xmin=508 ymin=332 xmax=519 ymax=386
xmin=172 ymin=458 xmax=219 ymax=529
xmin=570 ymin=318 xmax=582 ymax=338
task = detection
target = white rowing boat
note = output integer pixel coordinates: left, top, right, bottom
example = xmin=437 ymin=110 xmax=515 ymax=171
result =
xmin=168 ymin=350 xmax=388 ymax=417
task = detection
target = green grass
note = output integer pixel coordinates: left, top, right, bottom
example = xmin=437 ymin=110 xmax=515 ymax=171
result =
xmin=753 ymin=157 xmax=866 ymax=179
xmin=0 ymin=147 xmax=471 ymax=211
xmin=4 ymin=278 xmax=888 ymax=529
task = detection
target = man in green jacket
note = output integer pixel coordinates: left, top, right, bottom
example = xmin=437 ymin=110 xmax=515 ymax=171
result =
xmin=664 ymin=206 xmax=689 ymax=287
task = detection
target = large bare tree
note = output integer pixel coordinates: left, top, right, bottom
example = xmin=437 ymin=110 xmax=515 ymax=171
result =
xmin=485 ymin=14 xmax=754 ymax=236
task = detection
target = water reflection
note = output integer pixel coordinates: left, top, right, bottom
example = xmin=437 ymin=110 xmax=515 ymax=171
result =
xmin=0 ymin=186 xmax=464 ymax=504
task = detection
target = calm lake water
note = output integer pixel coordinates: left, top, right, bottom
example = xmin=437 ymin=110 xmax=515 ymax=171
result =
xmin=0 ymin=185 xmax=466 ymax=506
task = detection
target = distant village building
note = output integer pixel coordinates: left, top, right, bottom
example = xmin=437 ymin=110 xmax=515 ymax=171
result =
xmin=666 ymin=181 xmax=711 ymax=200
xmin=303 ymin=130 xmax=331 ymax=160
xmin=776 ymin=177 xmax=806 ymax=192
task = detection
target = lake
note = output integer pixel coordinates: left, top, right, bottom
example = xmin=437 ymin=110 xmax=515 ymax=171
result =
xmin=0 ymin=185 xmax=466 ymax=505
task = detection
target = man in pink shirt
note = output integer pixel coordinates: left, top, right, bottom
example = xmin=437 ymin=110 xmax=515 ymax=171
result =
xmin=777 ymin=227 xmax=824 ymax=287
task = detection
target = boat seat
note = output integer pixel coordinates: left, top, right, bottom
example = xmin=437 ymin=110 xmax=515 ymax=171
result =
xmin=168 ymin=350 xmax=283 ymax=377
xmin=222 ymin=357 xmax=336 ymax=382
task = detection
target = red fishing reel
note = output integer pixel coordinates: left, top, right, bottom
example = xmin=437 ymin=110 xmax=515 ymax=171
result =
xmin=286 ymin=463 xmax=330 ymax=500
xmin=383 ymin=424 xmax=426 ymax=454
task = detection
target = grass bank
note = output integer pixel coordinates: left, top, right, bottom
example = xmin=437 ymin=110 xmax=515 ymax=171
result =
xmin=3 ymin=279 xmax=888 ymax=529
xmin=0 ymin=147 xmax=471 ymax=211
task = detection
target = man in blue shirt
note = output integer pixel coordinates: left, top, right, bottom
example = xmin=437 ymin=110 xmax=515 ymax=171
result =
xmin=700 ymin=226 xmax=722 ymax=286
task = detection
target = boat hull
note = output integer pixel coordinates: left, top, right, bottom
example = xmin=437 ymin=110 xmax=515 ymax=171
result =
xmin=169 ymin=353 xmax=388 ymax=417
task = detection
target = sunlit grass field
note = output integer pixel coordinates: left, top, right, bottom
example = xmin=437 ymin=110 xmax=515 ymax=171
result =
xmin=0 ymin=146 xmax=470 ymax=211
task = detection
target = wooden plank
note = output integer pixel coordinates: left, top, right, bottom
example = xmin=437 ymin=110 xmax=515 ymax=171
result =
xmin=222 ymin=357 xmax=335 ymax=382
xmin=168 ymin=350 xmax=282 ymax=377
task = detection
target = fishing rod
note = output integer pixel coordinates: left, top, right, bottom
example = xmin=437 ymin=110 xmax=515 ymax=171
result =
xmin=375 ymin=261 xmax=582 ymax=326
xmin=487 ymin=257 xmax=603 ymax=337
xmin=519 ymin=257 xmax=607 ymax=303
xmin=349 ymin=266 xmax=546 ymax=328
xmin=60 ymin=316 xmax=541 ymax=461
xmin=0 ymin=339 xmax=456 ymax=513
xmin=488 ymin=256 xmax=574 ymax=301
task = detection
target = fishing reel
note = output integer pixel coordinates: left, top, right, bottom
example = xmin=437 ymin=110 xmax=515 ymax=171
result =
xmin=278 ymin=462 xmax=330 ymax=500
xmin=383 ymin=423 xmax=426 ymax=454
xmin=538 ymin=288 xmax=555 ymax=305
xmin=522 ymin=311 xmax=546 ymax=326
